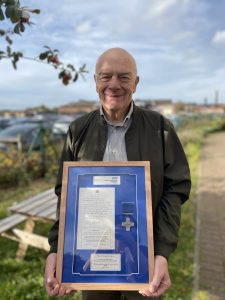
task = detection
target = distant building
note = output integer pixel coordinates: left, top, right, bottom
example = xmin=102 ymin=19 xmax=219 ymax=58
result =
xmin=0 ymin=110 xmax=26 ymax=118
xmin=147 ymin=99 xmax=175 ymax=116
xmin=1 ymin=99 xmax=223 ymax=119
xmin=195 ymin=105 xmax=225 ymax=115
xmin=56 ymin=100 xmax=98 ymax=114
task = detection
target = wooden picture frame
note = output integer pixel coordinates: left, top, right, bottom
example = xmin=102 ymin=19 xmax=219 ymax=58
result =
xmin=56 ymin=161 xmax=154 ymax=290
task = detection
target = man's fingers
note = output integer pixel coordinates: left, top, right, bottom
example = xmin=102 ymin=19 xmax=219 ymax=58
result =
xmin=44 ymin=276 xmax=57 ymax=294
xmin=154 ymin=281 xmax=171 ymax=296
xmin=65 ymin=288 xmax=75 ymax=295
xmin=46 ymin=280 xmax=75 ymax=297
xmin=44 ymin=253 xmax=60 ymax=296
xmin=139 ymin=276 xmax=161 ymax=296
xmin=139 ymin=280 xmax=171 ymax=297
xmin=49 ymin=283 xmax=60 ymax=297
xmin=139 ymin=255 xmax=171 ymax=297
xmin=149 ymin=282 xmax=159 ymax=293
xmin=57 ymin=285 xmax=67 ymax=297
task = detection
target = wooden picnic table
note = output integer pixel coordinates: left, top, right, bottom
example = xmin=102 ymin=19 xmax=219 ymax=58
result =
xmin=0 ymin=188 xmax=57 ymax=259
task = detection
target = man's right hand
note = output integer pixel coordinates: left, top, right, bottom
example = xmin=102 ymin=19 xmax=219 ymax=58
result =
xmin=44 ymin=253 xmax=74 ymax=297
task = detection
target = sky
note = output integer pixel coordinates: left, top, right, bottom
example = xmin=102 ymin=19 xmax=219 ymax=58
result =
xmin=0 ymin=0 xmax=225 ymax=110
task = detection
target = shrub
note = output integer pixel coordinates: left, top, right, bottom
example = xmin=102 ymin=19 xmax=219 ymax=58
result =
xmin=0 ymin=141 xmax=62 ymax=187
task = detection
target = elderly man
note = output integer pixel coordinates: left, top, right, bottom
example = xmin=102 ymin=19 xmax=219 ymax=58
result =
xmin=44 ymin=48 xmax=191 ymax=299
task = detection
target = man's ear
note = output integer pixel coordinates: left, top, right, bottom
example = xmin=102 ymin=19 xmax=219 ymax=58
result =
xmin=133 ymin=76 xmax=139 ymax=93
xmin=94 ymin=74 xmax=98 ymax=92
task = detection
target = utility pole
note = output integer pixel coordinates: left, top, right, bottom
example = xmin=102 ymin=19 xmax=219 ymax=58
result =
xmin=204 ymin=97 xmax=208 ymax=106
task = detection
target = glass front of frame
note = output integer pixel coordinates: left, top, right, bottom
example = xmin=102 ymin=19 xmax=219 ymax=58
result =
xmin=57 ymin=162 xmax=153 ymax=290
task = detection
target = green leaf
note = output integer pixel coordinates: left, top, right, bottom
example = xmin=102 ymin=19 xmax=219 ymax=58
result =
xmin=13 ymin=23 xmax=20 ymax=34
xmin=6 ymin=0 xmax=17 ymax=6
xmin=0 ymin=50 xmax=5 ymax=55
xmin=12 ymin=59 xmax=17 ymax=70
xmin=67 ymin=64 xmax=75 ymax=71
xmin=6 ymin=36 xmax=13 ymax=44
xmin=73 ymin=73 xmax=79 ymax=82
xmin=20 ymin=22 xmax=25 ymax=32
xmin=5 ymin=6 xmax=14 ymax=18
xmin=58 ymin=70 xmax=65 ymax=79
xmin=80 ymin=64 xmax=86 ymax=71
xmin=6 ymin=45 xmax=11 ymax=55
xmin=31 ymin=9 xmax=40 ymax=14
xmin=0 ymin=8 xmax=4 ymax=20
xmin=14 ymin=8 xmax=22 ymax=18
xmin=39 ymin=51 xmax=49 ymax=60
xmin=0 ymin=29 xmax=5 ymax=36
xmin=10 ymin=14 xmax=20 ymax=23
xmin=43 ymin=45 xmax=51 ymax=50
xmin=13 ymin=53 xmax=20 ymax=62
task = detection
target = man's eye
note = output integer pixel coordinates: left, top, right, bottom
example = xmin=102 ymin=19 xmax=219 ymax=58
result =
xmin=99 ymin=75 xmax=111 ymax=81
xmin=120 ymin=76 xmax=130 ymax=81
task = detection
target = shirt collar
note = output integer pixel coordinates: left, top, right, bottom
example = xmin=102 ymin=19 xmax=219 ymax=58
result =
xmin=100 ymin=102 xmax=133 ymax=127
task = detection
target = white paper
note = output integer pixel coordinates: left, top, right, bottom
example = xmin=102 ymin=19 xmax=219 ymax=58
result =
xmin=90 ymin=254 xmax=121 ymax=271
xmin=76 ymin=187 xmax=115 ymax=250
xmin=93 ymin=176 xmax=120 ymax=185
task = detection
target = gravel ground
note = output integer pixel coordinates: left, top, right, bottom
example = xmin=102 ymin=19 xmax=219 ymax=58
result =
xmin=193 ymin=132 xmax=225 ymax=299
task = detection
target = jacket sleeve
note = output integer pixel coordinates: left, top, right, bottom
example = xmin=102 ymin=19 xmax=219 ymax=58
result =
xmin=48 ymin=127 xmax=74 ymax=253
xmin=153 ymin=119 xmax=191 ymax=259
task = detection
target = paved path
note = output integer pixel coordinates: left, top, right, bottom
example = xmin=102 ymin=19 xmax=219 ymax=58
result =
xmin=194 ymin=132 xmax=225 ymax=299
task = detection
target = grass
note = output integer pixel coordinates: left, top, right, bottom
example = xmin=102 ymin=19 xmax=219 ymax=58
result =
xmin=163 ymin=115 xmax=225 ymax=299
xmin=164 ymin=141 xmax=201 ymax=300
xmin=0 ymin=116 xmax=223 ymax=300
xmin=0 ymin=178 xmax=82 ymax=300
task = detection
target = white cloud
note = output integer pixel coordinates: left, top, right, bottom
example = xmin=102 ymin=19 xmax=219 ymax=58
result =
xmin=172 ymin=31 xmax=196 ymax=43
xmin=37 ymin=14 xmax=55 ymax=28
xmin=212 ymin=30 xmax=225 ymax=45
xmin=76 ymin=21 xmax=92 ymax=34
xmin=147 ymin=0 xmax=178 ymax=18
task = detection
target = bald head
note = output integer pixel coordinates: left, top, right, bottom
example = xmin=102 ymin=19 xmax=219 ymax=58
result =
xmin=94 ymin=47 xmax=139 ymax=122
xmin=95 ymin=48 xmax=138 ymax=76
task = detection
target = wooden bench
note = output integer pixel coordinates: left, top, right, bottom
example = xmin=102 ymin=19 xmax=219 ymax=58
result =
xmin=0 ymin=188 xmax=57 ymax=259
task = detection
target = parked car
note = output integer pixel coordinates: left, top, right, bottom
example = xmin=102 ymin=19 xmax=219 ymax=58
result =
xmin=0 ymin=118 xmax=10 ymax=131
xmin=53 ymin=114 xmax=84 ymax=134
xmin=0 ymin=123 xmax=65 ymax=152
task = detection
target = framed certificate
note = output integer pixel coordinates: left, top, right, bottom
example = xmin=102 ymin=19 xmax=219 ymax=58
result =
xmin=56 ymin=161 xmax=154 ymax=290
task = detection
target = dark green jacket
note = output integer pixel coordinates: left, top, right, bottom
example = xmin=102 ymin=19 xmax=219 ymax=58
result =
xmin=48 ymin=105 xmax=191 ymax=259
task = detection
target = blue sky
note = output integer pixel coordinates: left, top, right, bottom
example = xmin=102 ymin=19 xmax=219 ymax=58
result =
xmin=1 ymin=0 xmax=225 ymax=110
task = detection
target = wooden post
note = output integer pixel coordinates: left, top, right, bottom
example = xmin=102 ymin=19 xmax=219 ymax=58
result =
xmin=16 ymin=218 xmax=35 ymax=260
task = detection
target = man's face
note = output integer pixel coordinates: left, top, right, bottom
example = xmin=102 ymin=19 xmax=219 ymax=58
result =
xmin=94 ymin=52 xmax=139 ymax=115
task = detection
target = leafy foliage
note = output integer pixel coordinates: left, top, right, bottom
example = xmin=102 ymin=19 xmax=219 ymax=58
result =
xmin=0 ymin=0 xmax=40 ymax=34
xmin=0 ymin=138 xmax=63 ymax=187
xmin=39 ymin=46 xmax=88 ymax=85
xmin=0 ymin=1 xmax=88 ymax=84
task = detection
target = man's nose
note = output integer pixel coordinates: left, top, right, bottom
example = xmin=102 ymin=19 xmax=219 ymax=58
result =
xmin=108 ymin=76 xmax=120 ymax=89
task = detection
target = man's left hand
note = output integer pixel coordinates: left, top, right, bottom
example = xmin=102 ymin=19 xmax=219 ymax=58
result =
xmin=139 ymin=255 xmax=171 ymax=297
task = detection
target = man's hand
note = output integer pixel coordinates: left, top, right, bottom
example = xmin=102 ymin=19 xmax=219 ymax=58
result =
xmin=139 ymin=255 xmax=171 ymax=297
xmin=44 ymin=253 xmax=74 ymax=297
